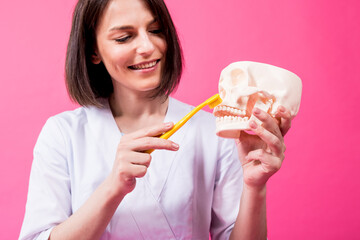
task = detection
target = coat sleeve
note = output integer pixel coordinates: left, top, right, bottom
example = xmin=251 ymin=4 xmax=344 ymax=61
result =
xmin=19 ymin=117 xmax=72 ymax=240
xmin=210 ymin=138 xmax=244 ymax=240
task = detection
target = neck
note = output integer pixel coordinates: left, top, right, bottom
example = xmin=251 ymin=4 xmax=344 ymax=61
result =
xmin=108 ymin=87 xmax=169 ymax=133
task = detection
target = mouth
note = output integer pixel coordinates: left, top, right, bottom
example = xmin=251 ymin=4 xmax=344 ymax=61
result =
xmin=128 ymin=59 xmax=160 ymax=70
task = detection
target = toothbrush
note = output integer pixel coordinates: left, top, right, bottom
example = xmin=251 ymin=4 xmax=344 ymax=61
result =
xmin=145 ymin=94 xmax=222 ymax=154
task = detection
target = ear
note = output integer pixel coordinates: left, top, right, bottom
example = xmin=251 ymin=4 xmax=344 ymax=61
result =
xmin=91 ymin=50 xmax=101 ymax=64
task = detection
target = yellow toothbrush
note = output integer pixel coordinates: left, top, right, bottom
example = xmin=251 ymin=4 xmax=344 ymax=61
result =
xmin=146 ymin=94 xmax=222 ymax=154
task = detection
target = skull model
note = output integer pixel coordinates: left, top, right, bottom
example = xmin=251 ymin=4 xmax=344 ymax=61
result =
xmin=213 ymin=61 xmax=302 ymax=138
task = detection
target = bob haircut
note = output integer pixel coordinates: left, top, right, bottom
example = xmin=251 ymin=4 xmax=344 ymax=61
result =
xmin=65 ymin=0 xmax=183 ymax=107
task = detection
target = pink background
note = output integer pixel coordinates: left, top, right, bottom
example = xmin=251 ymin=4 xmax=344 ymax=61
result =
xmin=1 ymin=0 xmax=359 ymax=239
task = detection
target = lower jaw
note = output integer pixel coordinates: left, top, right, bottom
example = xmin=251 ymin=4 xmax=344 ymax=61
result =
xmin=216 ymin=120 xmax=250 ymax=135
xmin=215 ymin=116 xmax=263 ymax=138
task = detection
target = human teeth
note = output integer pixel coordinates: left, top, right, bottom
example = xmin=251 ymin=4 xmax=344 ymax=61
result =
xmin=131 ymin=60 xmax=157 ymax=69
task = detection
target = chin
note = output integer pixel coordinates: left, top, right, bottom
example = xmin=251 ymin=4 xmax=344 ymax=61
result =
xmin=137 ymin=79 xmax=162 ymax=92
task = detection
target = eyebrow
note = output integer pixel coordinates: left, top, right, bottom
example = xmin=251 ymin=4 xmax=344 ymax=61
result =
xmin=109 ymin=18 xmax=158 ymax=32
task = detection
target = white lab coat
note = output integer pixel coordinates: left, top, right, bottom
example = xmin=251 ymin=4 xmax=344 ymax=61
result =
xmin=19 ymin=97 xmax=243 ymax=240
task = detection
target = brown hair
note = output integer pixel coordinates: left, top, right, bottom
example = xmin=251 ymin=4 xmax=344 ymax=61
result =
xmin=65 ymin=0 xmax=183 ymax=106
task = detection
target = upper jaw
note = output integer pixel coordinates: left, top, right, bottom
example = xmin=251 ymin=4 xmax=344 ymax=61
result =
xmin=213 ymin=105 xmax=249 ymax=118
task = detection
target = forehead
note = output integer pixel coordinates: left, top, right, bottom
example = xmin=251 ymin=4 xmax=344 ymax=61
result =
xmin=98 ymin=0 xmax=154 ymax=31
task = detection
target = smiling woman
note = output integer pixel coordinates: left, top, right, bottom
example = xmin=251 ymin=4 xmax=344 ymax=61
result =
xmin=65 ymin=0 xmax=182 ymax=107
xmin=93 ymin=0 xmax=167 ymax=95
xmin=19 ymin=0 xmax=292 ymax=239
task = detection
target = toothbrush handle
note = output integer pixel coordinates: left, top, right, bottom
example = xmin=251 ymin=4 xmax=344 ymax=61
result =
xmin=144 ymin=104 xmax=205 ymax=154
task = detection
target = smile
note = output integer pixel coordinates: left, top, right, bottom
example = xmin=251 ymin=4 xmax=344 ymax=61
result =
xmin=128 ymin=59 xmax=160 ymax=70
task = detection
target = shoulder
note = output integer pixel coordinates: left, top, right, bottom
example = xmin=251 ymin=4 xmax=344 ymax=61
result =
xmin=38 ymin=100 xmax=111 ymax=144
xmin=47 ymin=100 xmax=109 ymax=131
xmin=35 ymin=107 xmax=87 ymax=146
xmin=48 ymin=106 xmax=88 ymax=129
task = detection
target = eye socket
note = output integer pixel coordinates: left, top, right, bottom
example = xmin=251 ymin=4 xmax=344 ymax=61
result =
xmin=219 ymin=86 xmax=226 ymax=99
xmin=230 ymin=69 xmax=245 ymax=86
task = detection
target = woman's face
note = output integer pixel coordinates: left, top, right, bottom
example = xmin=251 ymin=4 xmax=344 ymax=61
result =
xmin=94 ymin=0 xmax=167 ymax=95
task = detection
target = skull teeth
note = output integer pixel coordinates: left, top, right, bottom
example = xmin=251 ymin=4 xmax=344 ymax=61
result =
xmin=213 ymin=105 xmax=247 ymax=117
xmin=216 ymin=116 xmax=249 ymax=122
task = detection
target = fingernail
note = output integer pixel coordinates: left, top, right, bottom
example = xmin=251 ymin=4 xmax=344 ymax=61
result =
xmin=253 ymin=108 xmax=261 ymax=115
xmin=172 ymin=142 xmax=179 ymax=150
xmin=249 ymin=120 xmax=257 ymax=129
xmin=278 ymin=106 xmax=285 ymax=113
xmin=165 ymin=122 xmax=173 ymax=128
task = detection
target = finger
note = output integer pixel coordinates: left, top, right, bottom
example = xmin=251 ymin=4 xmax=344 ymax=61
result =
xmin=275 ymin=106 xmax=292 ymax=136
xmin=125 ymin=122 xmax=175 ymax=140
xmin=127 ymin=164 xmax=148 ymax=178
xmin=115 ymin=149 xmax=150 ymax=167
xmin=249 ymin=120 xmax=286 ymax=157
xmin=245 ymin=149 xmax=283 ymax=173
xmin=252 ymin=107 xmax=283 ymax=140
xmin=129 ymin=137 xmax=179 ymax=152
xmin=129 ymin=151 xmax=152 ymax=168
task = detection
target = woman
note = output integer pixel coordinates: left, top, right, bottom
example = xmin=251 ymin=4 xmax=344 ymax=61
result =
xmin=20 ymin=0 xmax=290 ymax=239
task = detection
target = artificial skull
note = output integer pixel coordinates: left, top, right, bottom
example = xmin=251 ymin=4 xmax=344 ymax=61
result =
xmin=213 ymin=61 xmax=302 ymax=138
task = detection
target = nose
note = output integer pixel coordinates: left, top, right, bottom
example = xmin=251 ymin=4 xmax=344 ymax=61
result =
xmin=136 ymin=32 xmax=155 ymax=56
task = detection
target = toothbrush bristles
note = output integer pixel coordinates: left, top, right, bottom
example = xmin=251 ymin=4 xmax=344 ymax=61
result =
xmin=208 ymin=94 xmax=222 ymax=109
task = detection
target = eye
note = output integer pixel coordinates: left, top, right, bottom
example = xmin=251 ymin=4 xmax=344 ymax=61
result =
xmin=115 ymin=35 xmax=132 ymax=43
xmin=149 ymin=28 xmax=163 ymax=34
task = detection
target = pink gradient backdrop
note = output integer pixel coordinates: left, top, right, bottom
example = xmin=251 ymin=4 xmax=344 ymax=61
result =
xmin=1 ymin=0 xmax=359 ymax=239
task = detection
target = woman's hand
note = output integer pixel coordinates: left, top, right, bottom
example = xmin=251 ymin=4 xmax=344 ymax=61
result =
xmin=108 ymin=122 xmax=179 ymax=197
xmin=236 ymin=106 xmax=292 ymax=190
